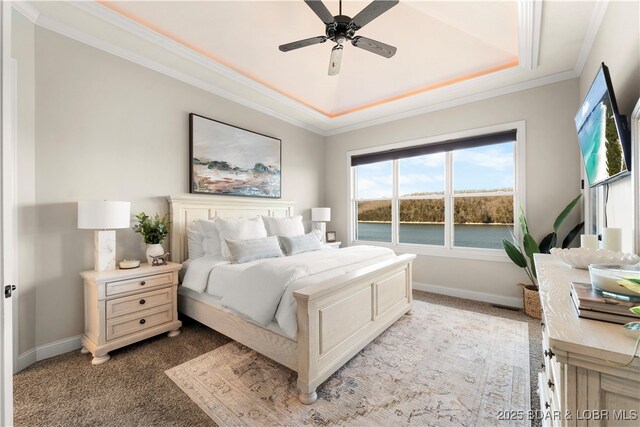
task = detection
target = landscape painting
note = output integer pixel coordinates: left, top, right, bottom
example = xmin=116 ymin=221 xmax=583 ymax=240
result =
xmin=189 ymin=114 xmax=281 ymax=198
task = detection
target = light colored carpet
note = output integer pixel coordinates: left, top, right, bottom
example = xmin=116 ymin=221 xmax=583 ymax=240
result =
xmin=166 ymin=299 xmax=530 ymax=426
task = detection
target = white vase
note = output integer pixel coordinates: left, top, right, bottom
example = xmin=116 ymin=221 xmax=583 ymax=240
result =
xmin=146 ymin=243 xmax=164 ymax=265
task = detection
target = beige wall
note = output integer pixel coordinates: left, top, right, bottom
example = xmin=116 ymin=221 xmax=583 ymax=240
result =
xmin=12 ymin=12 xmax=36 ymax=355
xmin=29 ymin=27 xmax=325 ymax=347
xmin=579 ymin=0 xmax=639 ymax=253
xmin=325 ymin=79 xmax=581 ymax=303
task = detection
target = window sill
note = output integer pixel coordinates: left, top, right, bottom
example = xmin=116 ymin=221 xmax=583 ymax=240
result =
xmin=350 ymin=240 xmax=511 ymax=263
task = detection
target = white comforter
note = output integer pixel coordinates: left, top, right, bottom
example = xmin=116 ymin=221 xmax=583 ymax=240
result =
xmin=181 ymin=246 xmax=395 ymax=338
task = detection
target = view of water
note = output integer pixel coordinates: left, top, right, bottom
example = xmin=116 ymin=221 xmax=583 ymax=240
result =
xmin=357 ymin=222 xmax=513 ymax=249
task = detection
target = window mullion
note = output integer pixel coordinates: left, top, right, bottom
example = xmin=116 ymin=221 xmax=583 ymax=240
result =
xmin=445 ymin=151 xmax=453 ymax=249
xmin=392 ymin=159 xmax=399 ymax=245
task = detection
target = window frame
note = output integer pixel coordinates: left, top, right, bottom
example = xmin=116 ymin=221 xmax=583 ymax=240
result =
xmin=347 ymin=121 xmax=526 ymax=262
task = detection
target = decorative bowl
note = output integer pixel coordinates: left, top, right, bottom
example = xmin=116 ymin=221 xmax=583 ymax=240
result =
xmin=588 ymin=264 xmax=640 ymax=301
xmin=550 ymin=248 xmax=640 ymax=270
xmin=119 ymin=259 xmax=141 ymax=269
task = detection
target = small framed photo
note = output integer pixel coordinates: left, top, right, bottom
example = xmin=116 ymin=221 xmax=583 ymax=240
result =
xmin=326 ymin=231 xmax=337 ymax=243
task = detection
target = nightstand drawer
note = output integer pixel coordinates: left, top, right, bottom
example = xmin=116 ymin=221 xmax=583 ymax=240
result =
xmin=106 ymin=304 xmax=173 ymax=341
xmin=106 ymin=287 xmax=173 ymax=319
xmin=106 ymin=272 xmax=173 ymax=296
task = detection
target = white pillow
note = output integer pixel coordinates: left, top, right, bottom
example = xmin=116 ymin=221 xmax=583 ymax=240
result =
xmin=215 ymin=216 xmax=268 ymax=259
xmin=197 ymin=219 xmax=222 ymax=257
xmin=225 ymin=236 xmax=283 ymax=264
xmin=262 ymin=215 xmax=305 ymax=237
xmin=186 ymin=222 xmax=204 ymax=259
xmin=279 ymin=232 xmax=323 ymax=256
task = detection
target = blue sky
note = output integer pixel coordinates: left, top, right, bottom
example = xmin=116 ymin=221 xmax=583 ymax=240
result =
xmin=356 ymin=143 xmax=514 ymax=198
xmin=575 ymin=67 xmax=606 ymax=131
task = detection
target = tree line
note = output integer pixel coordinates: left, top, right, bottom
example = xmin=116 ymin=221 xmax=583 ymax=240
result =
xmin=358 ymin=196 xmax=514 ymax=224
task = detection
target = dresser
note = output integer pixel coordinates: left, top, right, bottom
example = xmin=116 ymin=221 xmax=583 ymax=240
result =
xmin=80 ymin=262 xmax=182 ymax=365
xmin=536 ymin=255 xmax=640 ymax=426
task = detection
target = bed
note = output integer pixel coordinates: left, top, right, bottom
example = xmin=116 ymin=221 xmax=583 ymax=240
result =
xmin=168 ymin=194 xmax=415 ymax=404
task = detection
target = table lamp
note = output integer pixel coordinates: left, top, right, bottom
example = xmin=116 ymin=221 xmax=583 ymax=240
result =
xmin=78 ymin=201 xmax=131 ymax=271
xmin=312 ymin=207 xmax=331 ymax=243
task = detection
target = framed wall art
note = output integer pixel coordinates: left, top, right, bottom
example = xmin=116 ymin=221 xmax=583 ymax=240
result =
xmin=189 ymin=113 xmax=281 ymax=198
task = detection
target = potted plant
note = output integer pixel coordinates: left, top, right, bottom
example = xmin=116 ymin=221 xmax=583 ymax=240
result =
xmin=502 ymin=194 xmax=583 ymax=319
xmin=133 ymin=212 xmax=170 ymax=264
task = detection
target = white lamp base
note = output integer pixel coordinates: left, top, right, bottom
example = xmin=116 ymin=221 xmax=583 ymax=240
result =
xmin=94 ymin=230 xmax=116 ymax=271
xmin=312 ymin=222 xmax=327 ymax=243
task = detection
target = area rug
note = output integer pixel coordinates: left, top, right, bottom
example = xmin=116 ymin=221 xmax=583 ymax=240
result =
xmin=166 ymin=300 xmax=530 ymax=426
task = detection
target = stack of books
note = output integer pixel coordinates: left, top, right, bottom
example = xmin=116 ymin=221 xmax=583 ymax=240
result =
xmin=570 ymin=282 xmax=640 ymax=324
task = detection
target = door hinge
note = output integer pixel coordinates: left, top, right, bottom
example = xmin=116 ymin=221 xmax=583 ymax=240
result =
xmin=4 ymin=285 xmax=16 ymax=298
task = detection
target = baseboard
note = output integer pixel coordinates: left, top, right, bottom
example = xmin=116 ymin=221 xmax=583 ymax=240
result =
xmin=17 ymin=335 xmax=83 ymax=372
xmin=413 ymin=282 xmax=523 ymax=308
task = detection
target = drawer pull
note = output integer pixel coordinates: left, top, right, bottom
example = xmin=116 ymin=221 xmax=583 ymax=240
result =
xmin=545 ymin=402 xmax=550 ymax=409
xmin=541 ymin=362 xmax=545 ymax=370
xmin=139 ymin=299 xmax=146 ymax=305
xmin=139 ymin=319 xmax=146 ymax=325
xmin=548 ymin=380 xmax=554 ymax=389
xmin=544 ymin=349 xmax=555 ymax=359
xmin=140 ymin=281 xmax=146 ymax=286
xmin=540 ymin=321 xmax=545 ymax=329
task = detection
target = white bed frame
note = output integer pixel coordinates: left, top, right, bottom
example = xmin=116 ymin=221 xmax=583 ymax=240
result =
xmin=168 ymin=194 xmax=415 ymax=404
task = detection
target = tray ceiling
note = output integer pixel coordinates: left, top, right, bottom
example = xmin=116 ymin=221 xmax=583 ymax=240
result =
xmin=20 ymin=1 xmax=602 ymax=134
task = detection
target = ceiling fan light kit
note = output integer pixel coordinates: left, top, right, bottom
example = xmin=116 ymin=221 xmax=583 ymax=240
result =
xmin=279 ymin=0 xmax=399 ymax=76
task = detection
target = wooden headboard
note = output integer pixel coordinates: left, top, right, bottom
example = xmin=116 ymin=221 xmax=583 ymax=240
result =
xmin=167 ymin=194 xmax=295 ymax=263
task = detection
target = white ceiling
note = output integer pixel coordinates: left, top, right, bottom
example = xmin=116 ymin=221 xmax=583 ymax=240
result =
xmin=21 ymin=1 xmax=604 ymax=135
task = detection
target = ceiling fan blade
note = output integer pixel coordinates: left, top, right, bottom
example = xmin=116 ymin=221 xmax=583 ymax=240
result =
xmin=349 ymin=0 xmax=398 ymax=30
xmin=328 ymin=45 xmax=343 ymax=76
xmin=304 ymin=0 xmax=336 ymax=25
xmin=351 ymin=36 xmax=397 ymax=58
xmin=279 ymin=36 xmax=328 ymax=52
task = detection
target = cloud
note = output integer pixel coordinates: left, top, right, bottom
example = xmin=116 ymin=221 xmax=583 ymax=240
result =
xmin=454 ymin=147 xmax=513 ymax=171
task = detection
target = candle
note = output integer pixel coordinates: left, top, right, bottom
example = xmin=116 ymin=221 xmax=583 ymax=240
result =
xmin=602 ymin=228 xmax=622 ymax=252
xmin=580 ymin=234 xmax=598 ymax=249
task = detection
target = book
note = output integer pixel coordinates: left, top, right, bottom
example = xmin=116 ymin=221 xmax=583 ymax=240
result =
xmin=569 ymin=296 xmax=639 ymax=324
xmin=571 ymin=281 xmax=640 ymax=318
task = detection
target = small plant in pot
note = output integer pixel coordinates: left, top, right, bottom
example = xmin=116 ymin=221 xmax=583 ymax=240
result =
xmin=133 ymin=212 xmax=170 ymax=265
xmin=502 ymin=194 xmax=583 ymax=319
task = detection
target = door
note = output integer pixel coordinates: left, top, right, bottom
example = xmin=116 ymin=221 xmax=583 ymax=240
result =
xmin=1 ymin=1 xmax=14 ymax=425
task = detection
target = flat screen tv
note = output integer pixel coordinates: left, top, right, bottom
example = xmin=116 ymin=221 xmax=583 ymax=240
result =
xmin=574 ymin=63 xmax=631 ymax=187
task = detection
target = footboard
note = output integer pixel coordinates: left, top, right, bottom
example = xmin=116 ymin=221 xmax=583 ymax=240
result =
xmin=293 ymin=253 xmax=415 ymax=404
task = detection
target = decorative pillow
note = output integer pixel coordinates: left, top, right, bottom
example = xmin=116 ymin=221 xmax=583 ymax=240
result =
xmin=215 ymin=216 xmax=268 ymax=259
xmin=186 ymin=222 xmax=204 ymax=259
xmin=225 ymin=236 xmax=283 ymax=264
xmin=262 ymin=215 xmax=305 ymax=237
xmin=279 ymin=232 xmax=323 ymax=256
xmin=197 ymin=219 xmax=222 ymax=257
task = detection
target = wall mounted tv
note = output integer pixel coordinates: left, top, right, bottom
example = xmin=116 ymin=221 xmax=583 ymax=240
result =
xmin=574 ymin=62 xmax=631 ymax=187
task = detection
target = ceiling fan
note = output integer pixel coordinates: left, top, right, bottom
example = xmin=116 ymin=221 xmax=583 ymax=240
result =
xmin=279 ymin=0 xmax=399 ymax=76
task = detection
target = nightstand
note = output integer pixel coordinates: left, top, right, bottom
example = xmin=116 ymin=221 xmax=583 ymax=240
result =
xmin=324 ymin=241 xmax=342 ymax=249
xmin=79 ymin=262 xmax=182 ymax=365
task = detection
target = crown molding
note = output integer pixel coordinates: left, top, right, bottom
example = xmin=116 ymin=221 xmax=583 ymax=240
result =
xmin=35 ymin=13 xmax=326 ymax=136
xmin=70 ymin=1 xmax=328 ymax=122
xmin=325 ymin=69 xmax=578 ymax=136
xmin=574 ymin=0 xmax=609 ymax=76
xmin=11 ymin=1 xmax=40 ymax=25
xmin=517 ymin=0 xmax=542 ymax=70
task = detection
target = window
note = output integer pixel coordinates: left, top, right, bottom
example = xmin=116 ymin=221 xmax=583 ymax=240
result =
xmin=350 ymin=124 xmax=523 ymax=258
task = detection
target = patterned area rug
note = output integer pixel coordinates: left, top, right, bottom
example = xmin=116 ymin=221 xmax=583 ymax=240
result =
xmin=166 ymin=300 xmax=530 ymax=426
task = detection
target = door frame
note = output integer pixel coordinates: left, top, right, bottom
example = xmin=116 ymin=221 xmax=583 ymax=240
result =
xmin=1 ymin=1 xmax=14 ymax=425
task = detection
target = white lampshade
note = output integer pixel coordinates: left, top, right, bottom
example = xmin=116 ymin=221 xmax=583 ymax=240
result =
xmin=312 ymin=207 xmax=331 ymax=222
xmin=78 ymin=201 xmax=131 ymax=230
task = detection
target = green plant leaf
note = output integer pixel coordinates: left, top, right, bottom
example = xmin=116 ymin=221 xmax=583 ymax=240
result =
xmin=618 ymin=279 xmax=640 ymax=294
xmin=621 ymin=277 xmax=640 ymax=285
xmin=502 ymin=239 xmax=528 ymax=268
xmin=538 ymin=232 xmax=557 ymax=254
xmin=518 ymin=204 xmax=529 ymax=236
xmin=553 ymin=194 xmax=582 ymax=232
xmin=561 ymin=222 xmax=584 ymax=249
xmin=623 ymin=321 xmax=640 ymax=331
xmin=523 ymin=233 xmax=540 ymax=278
xmin=629 ymin=306 xmax=640 ymax=316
